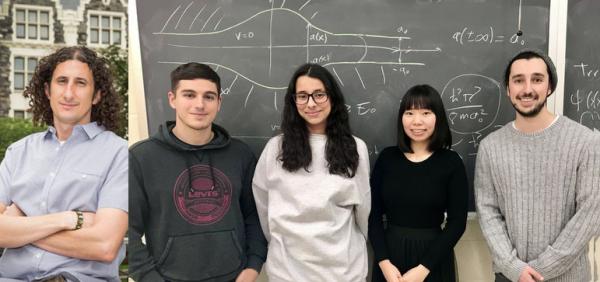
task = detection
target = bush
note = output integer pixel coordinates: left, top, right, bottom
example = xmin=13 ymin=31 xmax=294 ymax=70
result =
xmin=99 ymin=44 xmax=128 ymax=139
xmin=0 ymin=118 xmax=46 ymax=161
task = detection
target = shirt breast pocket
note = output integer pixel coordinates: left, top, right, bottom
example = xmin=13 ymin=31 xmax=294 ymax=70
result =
xmin=49 ymin=170 xmax=102 ymax=212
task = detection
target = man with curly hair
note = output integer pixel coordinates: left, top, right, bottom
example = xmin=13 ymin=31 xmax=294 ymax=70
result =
xmin=0 ymin=46 xmax=128 ymax=282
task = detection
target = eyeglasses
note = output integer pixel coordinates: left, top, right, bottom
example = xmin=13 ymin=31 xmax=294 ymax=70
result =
xmin=294 ymin=92 xmax=329 ymax=104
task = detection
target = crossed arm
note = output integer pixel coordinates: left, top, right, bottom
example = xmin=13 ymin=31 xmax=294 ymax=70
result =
xmin=0 ymin=203 xmax=76 ymax=248
xmin=0 ymin=203 xmax=127 ymax=262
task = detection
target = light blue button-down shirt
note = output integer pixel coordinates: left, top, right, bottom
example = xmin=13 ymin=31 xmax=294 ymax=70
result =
xmin=0 ymin=122 xmax=128 ymax=282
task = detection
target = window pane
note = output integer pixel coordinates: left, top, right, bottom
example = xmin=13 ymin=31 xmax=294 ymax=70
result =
xmin=14 ymin=57 xmax=24 ymax=70
xmin=90 ymin=29 xmax=99 ymax=43
xmin=16 ymin=24 xmax=26 ymax=38
xmin=90 ymin=15 xmax=98 ymax=28
xmin=40 ymin=26 xmax=49 ymax=40
xmin=28 ymin=58 xmax=37 ymax=71
xmin=14 ymin=73 xmax=24 ymax=90
xmin=14 ymin=111 xmax=25 ymax=119
xmin=28 ymin=25 xmax=37 ymax=39
xmin=40 ymin=11 xmax=49 ymax=24
xmin=101 ymin=16 xmax=109 ymax=28
xmin=16 ymin=10 xmax=25 ymax=22
xmin=113 ymin=31 xmax=121 ymax=44
xmin=28 ymin=10 xmax=37 ymax=23
xmin=113 ymin=17 xmax=121 ymax=29
xmin=102 ymin=30 xmax=109 ymax=44
xmin=27 ymin=73 xmax=33 ymax=85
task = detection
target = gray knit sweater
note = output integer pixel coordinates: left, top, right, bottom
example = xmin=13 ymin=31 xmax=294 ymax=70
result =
xmin=475 ymin=116 xmax=600 ymax=282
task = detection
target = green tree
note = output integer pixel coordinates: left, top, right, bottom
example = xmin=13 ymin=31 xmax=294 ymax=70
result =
xmin=0 ymin=118 xmax=45 ymax=161
xmin=98 ymin=45 xmax=128 ymax=139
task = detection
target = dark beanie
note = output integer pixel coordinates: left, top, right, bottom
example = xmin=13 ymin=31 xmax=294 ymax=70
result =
xmin=504 ymin=49 xmax=558 ymax=94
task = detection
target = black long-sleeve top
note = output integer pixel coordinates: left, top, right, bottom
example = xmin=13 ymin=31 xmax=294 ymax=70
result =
xmin=368 ymin=146 xmax=468 ymax=271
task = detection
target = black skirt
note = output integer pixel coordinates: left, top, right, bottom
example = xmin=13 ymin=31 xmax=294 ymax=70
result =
xmin=372 ymin=225 xmax=457 ymax=282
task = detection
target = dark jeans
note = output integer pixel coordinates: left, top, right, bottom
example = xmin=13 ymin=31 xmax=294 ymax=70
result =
xmin=495 ymin=273 xmax=512 ymax=282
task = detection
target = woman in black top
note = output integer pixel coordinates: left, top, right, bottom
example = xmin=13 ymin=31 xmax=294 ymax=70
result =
xmin=368 ymin=84 xmax=468 ymax=282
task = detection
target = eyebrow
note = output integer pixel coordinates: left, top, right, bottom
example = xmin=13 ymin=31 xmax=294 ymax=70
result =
xmin=296 ymin=89 xmax=325 ymax=94
xmin=180 ymin=89 xmax=218 ymax=95
xmin=511 ymin=72 xmax=546 ymax=79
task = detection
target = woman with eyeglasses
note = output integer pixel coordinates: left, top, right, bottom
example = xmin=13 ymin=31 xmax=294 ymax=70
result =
xmin=368 ymin=85 xmax=468 ymax=282
xmin=252 ymin=63 xmax=370 ymax=282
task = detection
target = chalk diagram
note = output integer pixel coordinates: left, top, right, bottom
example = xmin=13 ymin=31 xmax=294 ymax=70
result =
xmin=441 ymin=74 xmax=503 ymax=152
xmin=145 ymin=0 xmax=532 ymax=157
xmin=152 ymin=0 xmax=441 ymax=102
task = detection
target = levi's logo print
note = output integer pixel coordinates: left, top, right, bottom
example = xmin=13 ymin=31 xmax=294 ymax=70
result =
xmin=173 ymin=165 xmax=232 ymax=225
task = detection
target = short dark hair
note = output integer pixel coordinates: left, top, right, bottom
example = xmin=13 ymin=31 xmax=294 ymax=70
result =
xmin=504 ymin=49 xmax=557 ymax=95
xmin=170 ymin=62 xmax=221 ymax=94
xmin=280 ymin=63 xmax=359 ymax=178
xmin=23 ymin=46 xmax=121 ymax=132
xmin=397 ymin=84 xmax=452 ymax=153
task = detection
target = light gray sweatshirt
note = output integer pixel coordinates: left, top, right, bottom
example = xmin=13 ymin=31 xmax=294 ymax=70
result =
xmin=252 ymin=134 xmax=371 ymax=282
xmin=475 ymin=116 xmax=600 ymax=281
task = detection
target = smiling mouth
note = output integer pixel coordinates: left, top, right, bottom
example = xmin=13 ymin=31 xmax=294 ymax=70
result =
xmin=60 ymin=103 xmax=78 ymax=108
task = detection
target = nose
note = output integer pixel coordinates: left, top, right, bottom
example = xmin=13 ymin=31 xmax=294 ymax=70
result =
xmin=193 ymin=96 xmax=205 ymax=110
xmin=412 ymin=114 xmax=424 ymax=124
xmin=524 ymin=80 xmax=533 ymax=94
xmin=63 ymin=81 xmax=75 ymax=100
xmin=306 ymin=95 xmax=317 ymax=107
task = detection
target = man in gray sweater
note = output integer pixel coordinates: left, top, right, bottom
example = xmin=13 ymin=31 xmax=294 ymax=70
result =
xmin=475 ymin=49 xmax=599 ymax=282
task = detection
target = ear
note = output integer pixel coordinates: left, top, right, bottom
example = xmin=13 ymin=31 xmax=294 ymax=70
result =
xmin=217 ymin=95 xmax=222 ymax=112
xmin=168 ymin=91 xmax=176 ymax=110
xmin=44 ymin=82 xmax=50 ymax=99
xmin=92 ymin=90 xmax=102 ymax=105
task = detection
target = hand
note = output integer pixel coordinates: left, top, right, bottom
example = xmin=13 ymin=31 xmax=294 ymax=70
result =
xmin=3 ymin=204 xmax=25 ymax=217
xmin=379 ymin=259 xmax=402 ymax=282
xmin=235 ymin=268 xmax=259 ymax=282
xmin=518 ymin=266 xmax=544 ymax=282
xmin=400 ymin=264 xmax=429 ymax=282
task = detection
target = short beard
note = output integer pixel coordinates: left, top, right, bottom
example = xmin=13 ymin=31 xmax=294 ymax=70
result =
xmin=512 ymin=96 xmax=547 ymax=117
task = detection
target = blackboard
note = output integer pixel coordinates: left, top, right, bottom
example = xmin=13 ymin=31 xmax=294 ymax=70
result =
xmin=137 ymin=0 xmax=550 ymax=210
xmin=564 ymin=0 xmax=600 ymax=132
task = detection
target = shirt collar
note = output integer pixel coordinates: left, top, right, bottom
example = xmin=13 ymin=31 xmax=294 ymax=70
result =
xmin=45 ymin=122 xmax=105 ymax=141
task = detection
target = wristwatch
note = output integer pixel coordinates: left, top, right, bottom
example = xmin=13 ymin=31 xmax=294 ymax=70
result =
xmin=74 ymin=210 xmax=84 ymax=230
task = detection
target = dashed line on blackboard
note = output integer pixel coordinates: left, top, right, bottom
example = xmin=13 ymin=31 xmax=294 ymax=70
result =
xmin=355 ymin=67 xmax=366 ymax=89
xmin=160 ymin=5 xmax=181 ymax=33
xmin=175 ymin=2 xmax=194 ymax=30
xmin=201 ymin=7 xmax=221 ymax=32
xmin=299 ymin=0 xmax=311 ymax=11
xmin=189 ymin=3 xmax=206 ymax=31
xmin=244 ymin=85 xmax=254 ymax=108
xmin=332 ymin=67 xmax=344 ymax=87
xmin=213 ymin=15 xmax=224 ymax=31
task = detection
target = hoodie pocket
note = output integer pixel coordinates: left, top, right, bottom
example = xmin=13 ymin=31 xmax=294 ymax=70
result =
xmin=157 ymin=230 xmax=243 ymax=281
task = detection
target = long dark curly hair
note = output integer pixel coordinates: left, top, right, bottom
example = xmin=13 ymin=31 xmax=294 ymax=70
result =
xmin=23 ymin=46 xmax=121 ymax=132
xmin=280 ymin=63 xmax=359 ymax=178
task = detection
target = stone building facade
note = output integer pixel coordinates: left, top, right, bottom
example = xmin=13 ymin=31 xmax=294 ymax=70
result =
xmin=0 ymin=0 xmax=127 ymax=118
